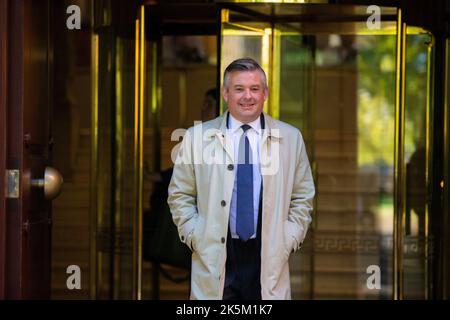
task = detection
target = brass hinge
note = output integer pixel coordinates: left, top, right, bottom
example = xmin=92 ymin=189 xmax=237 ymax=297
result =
xmin=6 ymin=169 xmax=19 ymax=198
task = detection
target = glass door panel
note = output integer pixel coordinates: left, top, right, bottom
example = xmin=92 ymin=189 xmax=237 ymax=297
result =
xmin=92 ymin=27 xmax=114 ymax=298
xmin=281 ymin=28 xmax=397 ymax=301
xmin=278 ymin=34 xmax=315 ymax=298
xmin=403 ymin=31 xmax=433 ymax=299
xmin=220 ymin=2 xmax=430 ymax=299
xmin=141 ymin=3 xmax=219 ymax=299
xmin=92 ymin=3 xmax=141 ymax=299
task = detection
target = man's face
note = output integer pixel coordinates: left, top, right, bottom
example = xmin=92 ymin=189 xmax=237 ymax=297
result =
xmin=222 ymin=70 xmax=268 ymax=123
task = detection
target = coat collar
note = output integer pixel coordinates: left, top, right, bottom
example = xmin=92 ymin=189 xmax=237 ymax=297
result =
xmin=205 ymin=111 xmax=282 ymax=162
xmin=227 ymin=112 xmax=262 ymax=135
xmin=210 ymin=110 xmax=282 ymax=139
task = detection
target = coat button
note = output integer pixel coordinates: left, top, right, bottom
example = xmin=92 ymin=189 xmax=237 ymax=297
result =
xmin=221 ymin=237 xmax=225 ymax=243
xmin=227 ymin=164 xmax=234 ymax=171
xmin=221 ymin=200 xmax=226 ymax=207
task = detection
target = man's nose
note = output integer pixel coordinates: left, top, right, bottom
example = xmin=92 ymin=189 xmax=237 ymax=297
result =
xmin=244 ymin=89 xmax=252 ymax=99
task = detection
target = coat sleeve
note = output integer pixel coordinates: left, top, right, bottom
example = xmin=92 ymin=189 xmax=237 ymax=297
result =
xmin=287 ymin=130 xmax=315 ymax=252
xmin=167 ymin=128 xmax=198 ymax=251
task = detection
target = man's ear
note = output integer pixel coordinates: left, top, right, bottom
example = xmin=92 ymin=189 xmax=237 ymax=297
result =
xmin=263 ymin=87 xmax=268 ymax=101
xmin=221 ymin=86 xmax=228 ymax=103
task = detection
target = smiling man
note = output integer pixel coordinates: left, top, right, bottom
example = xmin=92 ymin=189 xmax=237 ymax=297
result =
xmin=168 ymin=57 xmax=315 ymax=300
xmin=222 ymin=63 xmax=267 ymax=123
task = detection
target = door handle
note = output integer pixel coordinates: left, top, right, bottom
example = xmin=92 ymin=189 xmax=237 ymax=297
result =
xmin=31 ymin=166 xmax=64 ymax=200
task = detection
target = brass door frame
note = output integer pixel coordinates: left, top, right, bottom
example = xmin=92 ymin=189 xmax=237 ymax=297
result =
xmin=443 ymin=38 xmax=450 ymax=299
xmin=393 ymin=8 xmax=406 ymax=300
xmin=90 ymin=31 xmax=99 ymax=300
xmin=133 ymin=5 xmax=146 ymax=300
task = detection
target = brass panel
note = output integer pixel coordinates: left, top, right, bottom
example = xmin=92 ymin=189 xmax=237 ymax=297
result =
xmin=134 ymin=17 xmax=140 ymax=298
xmin=393 ymin=8 xmax=406 ymax=300
xmin=90 ymin=33 xmax=99 ymax=299
xmin=443 ymin=39 xmax=450 ymax=299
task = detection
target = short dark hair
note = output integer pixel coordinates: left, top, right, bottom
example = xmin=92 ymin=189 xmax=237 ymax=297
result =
xmin=223 ymin=58 xmax=267 ymax=88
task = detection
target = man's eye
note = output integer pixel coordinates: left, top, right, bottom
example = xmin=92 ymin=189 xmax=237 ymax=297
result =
xmin=252 ymin=88 xmax=260 ymax=92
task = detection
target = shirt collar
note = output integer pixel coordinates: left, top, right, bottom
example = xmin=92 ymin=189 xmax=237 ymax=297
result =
xmin=228 ymin=113 xmax=262 ymax=135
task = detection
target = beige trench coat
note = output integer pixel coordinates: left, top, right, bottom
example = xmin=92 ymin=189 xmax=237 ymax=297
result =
xmin=168 ymin=111 xmax=315 ymax=300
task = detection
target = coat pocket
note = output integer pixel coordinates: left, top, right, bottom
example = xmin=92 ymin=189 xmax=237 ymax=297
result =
xmin=191 ymin=215 xmax=204 ymax=252
xmin=283 ymin=220 xmax=297 ymax=258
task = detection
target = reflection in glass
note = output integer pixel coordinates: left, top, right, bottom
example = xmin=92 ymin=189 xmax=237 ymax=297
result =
xmin=93 ymin=27 xmax=139 ymax=299
xmin=142 ymin=33 xmax=217 ymax=299
xmin=403 ymin=33 xmax=431 ymax=299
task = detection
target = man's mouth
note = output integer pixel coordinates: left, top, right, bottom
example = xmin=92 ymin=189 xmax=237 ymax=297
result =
xmin=239 ymin=102 xmax=255 ymax=108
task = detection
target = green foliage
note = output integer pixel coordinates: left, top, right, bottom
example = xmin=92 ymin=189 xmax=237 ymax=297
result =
xmin=357 ymin=34 xmax=429 ymax=166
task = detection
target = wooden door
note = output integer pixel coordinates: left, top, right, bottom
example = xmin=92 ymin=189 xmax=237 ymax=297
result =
xmin=0 ymin=0 xmax=7 ymax=301
xmin=1 ymin=0 xmax=54 ymax=299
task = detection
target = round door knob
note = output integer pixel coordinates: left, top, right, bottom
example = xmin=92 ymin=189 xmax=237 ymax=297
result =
xmin=31 ymin=166 xmax=64 ymax=200
xmin=44 ymin=167 xmax=63 ymax=199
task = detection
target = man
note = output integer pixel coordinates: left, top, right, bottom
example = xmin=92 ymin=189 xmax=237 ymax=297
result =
xmin=201 ymin=88 xmax=219 ymax=121
xmin=168 ymin=58 xmax=315 ymax=300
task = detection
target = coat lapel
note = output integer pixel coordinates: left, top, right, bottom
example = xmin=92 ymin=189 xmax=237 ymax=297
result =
xmin=260 ymin=113 xmax=282 ymax=177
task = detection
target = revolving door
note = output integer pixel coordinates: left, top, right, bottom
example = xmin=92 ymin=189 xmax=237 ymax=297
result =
xmin=91 ymin=1 xmax=434 ymax=300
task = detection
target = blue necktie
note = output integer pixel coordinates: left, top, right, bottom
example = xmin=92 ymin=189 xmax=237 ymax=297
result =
xmin=236 ymin=124 xmax=254 ymax=241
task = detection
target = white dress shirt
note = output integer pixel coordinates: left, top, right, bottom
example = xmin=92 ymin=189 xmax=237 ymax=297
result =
xmin=228 ymin=113 xmax=262 ymax=239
